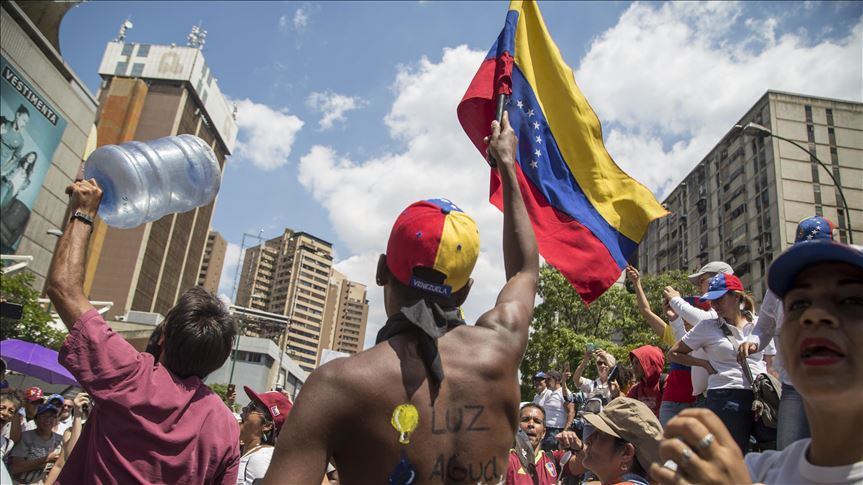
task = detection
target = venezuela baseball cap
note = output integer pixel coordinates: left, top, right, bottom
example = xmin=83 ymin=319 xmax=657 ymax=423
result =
xmin=701 ymin=272 xmax=744 ymax=301
xmin=386 ymin=198 xmax=480 ymax=297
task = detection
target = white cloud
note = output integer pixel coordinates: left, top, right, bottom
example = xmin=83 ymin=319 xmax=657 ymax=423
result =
xmin=306 ymin=91 xmax=368 ymax=130
xmin=297 ymin=46 xmax=514 ymax=348
xmin=575 ymin=2 xmax=862 ymax=199
xmin=297 ymin=5 xmax=862 ymax=349
xmin=293 ymin=8 xmax=309 ymax=32
xmin=278 ymin=15 xmax=289 ymax=33
xmin=232 ymin=98 xmax=304 ymax=171
xmin=217 ymin=242 xmax=243 ymax=303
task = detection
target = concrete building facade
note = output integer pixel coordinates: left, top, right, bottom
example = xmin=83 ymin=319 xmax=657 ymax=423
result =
xmin=0 ymin=1 xmax=98 ymax=288
xmin=197 ymin=230 xmax=226 ymax=294
xmin=638 ymin=91 xmax=862 ymax=300
xmin=318 ymin=269 xmax=369 ymax=365
xmin=236 ymin=230 xmax=335 ymax=372
xmin=83 ymin=38 xmax=237 ymax=319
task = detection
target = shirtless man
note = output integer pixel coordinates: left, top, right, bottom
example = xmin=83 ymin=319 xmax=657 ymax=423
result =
xmin=264 ymin=111 xmax=538 ymax=484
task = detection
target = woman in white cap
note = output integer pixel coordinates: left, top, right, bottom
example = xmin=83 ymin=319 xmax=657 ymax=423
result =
xmin=580 ymin=397 xmax=662 ymax=485
xmin=651 ymin=240 xmax=863 ymax=485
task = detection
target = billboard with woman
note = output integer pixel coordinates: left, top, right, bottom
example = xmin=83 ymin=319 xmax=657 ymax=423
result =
xmin=0 ymin=56 xmax=67 ymax=253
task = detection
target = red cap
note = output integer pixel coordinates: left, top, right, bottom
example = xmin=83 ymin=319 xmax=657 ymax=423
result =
xmin=23 ymin=387 xmax=44 ymax=402
xmin=243 ymin=386 xmax=292 ymax=435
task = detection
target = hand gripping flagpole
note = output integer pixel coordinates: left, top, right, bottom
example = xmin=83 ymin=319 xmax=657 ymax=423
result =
xmin=487 ymin=93 xmax=509 ymax=168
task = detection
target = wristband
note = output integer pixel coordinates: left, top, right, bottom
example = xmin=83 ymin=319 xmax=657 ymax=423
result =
xmin=70 ymin=210 xmax=94 ymax=225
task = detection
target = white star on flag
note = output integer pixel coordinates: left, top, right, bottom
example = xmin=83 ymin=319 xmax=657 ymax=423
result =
xmin=534 ymin=148 xmax=541 ymax=157
xmin=535 ymin=136 xmax=542 ymax=144
xmin=516 ymin=99 xmax=524 ymax=109
xmin=530 ymin=160 xmax=539 ymax=168
xmin=533 ymin=121 xmax=540 ymax=130
xmin=527 ymin=109 xmax=535 ymax=117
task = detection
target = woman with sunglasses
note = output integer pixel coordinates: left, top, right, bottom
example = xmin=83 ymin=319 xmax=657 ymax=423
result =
xmin=238 ymin=387 xmax=292 ymax=485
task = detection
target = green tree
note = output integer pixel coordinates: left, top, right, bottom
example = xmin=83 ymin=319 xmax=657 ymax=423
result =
xmin=0 ymin=271 xmax=67 ymax=350
xmin=207 ymin=383 xmax=240 ymax=412
xmin=519 ymin=264 xmax=695 ymax=400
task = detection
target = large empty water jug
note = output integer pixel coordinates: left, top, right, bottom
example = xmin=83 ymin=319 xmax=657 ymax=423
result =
xmin=83 ymin=134 xmax=221 ymax=229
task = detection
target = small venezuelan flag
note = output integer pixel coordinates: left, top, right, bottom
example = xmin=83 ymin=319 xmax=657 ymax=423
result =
xmin=457 ymin=0 xmax=668 ymax=304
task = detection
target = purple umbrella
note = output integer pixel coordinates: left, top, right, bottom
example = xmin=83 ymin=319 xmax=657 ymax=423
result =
xmin=0 ymin=339 xmax=78 ymax=386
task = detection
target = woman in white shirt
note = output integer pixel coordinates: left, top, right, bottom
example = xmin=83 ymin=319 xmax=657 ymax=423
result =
xmin=667 ymin=273 xmax=772 ymax=454
xmin=238 ymin=387 xmax=293 ymax=485
xmin=572 ymin=348 xmax=616 ymax=404
xmin=650 ymin=240 xmax=863 ymax=485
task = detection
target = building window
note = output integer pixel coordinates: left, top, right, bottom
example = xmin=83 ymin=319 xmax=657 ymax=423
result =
xmin=130 ymin=63 xmax=145 ymax=77
xmin=137 ymin=44 xmax=151 ymax=57
xmin=114 ymin=62 xmax=128 ymax=75
xmin=121 ymin=43 xmax=134 ymax=56
xmin=804 ymin=105 xmax=813 ymax=123
xmin=826 ymin=108 xmax=834 ymax=126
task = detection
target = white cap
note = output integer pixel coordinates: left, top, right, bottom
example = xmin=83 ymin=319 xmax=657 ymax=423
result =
xmin=687 ymin=261 xmax=733 ymax=286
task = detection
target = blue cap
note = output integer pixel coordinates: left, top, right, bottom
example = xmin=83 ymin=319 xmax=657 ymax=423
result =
xmin=36 ymin=402 xmax=60 ymax=417
xmin=768 ymin=241 xmax=863 ymax=298
xmin=533 ymin=372 xmax=547 ymax=380
xmin=45 ymin=394 xmax=64 ymax=406
xmin=794 ymin=216 xmax=835 ymax=243
xmin=701 ymin=273 xmax=744 ymax=301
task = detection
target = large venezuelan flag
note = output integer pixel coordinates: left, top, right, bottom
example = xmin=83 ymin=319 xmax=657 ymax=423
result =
xmin=457 ymin=0 xmax=668 ymax=303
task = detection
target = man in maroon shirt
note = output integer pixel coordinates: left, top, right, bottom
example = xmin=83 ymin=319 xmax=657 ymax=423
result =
xmin=45 ymin=180 xmax=240 ymax=484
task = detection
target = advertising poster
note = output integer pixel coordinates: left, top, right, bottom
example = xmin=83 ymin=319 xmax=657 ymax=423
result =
xmin=1 ymin=55 xmax=67 ymax=253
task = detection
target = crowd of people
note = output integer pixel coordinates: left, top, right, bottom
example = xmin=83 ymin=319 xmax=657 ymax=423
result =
xmin=0 ymin=112 xmax=859 ymax=484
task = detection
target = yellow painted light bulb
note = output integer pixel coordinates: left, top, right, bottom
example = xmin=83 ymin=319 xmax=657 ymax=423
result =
xmin=390 ymin=404 xmax=419 ymax=444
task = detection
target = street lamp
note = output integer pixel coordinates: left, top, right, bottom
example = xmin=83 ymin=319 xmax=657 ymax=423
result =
xmin=735 ymin=122 xmax=854 ymax=244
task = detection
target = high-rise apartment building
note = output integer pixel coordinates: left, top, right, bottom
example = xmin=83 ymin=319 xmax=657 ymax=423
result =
xmin=318 ymin=269 xmax=369 ymax=365
xmin=197 ymin=230 xmax=227 ymax=294
xmin=236 ymin=230 xmax=335 ymax=372
xmin=83 ymin=35 xmax=237 ymax=319
xmin=638 ymin=91 xmax=861 ymax=300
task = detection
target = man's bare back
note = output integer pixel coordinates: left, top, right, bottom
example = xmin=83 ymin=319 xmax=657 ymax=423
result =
xmin=292 ymin=324 xmax=520 ymax=483
xmin=265 ymin=112 xmax=536 ymax=484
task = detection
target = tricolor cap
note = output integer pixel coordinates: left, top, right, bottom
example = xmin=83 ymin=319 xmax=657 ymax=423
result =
xmin=386 ymin=199 xmax=480 ymax=297
xmin=768 ymin=242 xmax=863 ymax=298
xmin=701 ymin=273 xmax=744 ymax=301
xmin=794 ymin=216 xmax=835 ymax=243
xmin=244 ymin=386 xmax=293 ymax=435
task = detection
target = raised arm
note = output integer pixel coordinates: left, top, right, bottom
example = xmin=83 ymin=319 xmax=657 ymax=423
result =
xmin=665 ymin=287 xmax=713 ymax=326
xmin=475 ymin=111 xmax=539 ymax=350
xmin=571 ymin=349 xmax=591 ymax=389
xmin=45 ymin=180 xmax=102 ymax=329
xmin=626 ymin=266 xmax=667 ymax=338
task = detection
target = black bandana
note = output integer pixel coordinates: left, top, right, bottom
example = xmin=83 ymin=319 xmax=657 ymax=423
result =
xmin=375 ymin=300 xmax=465 ymax=383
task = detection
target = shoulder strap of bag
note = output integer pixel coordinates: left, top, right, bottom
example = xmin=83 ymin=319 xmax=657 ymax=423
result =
xmin=718 ymin=321 xmax=756 ymax=389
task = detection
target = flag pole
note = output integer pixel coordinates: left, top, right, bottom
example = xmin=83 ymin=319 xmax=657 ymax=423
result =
xmin=487 ymin=93 xmax=509 ymax=168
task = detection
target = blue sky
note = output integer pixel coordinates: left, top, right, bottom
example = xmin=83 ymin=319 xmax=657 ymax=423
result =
xmin=60 ymin=1 xmax=862 ymax=348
